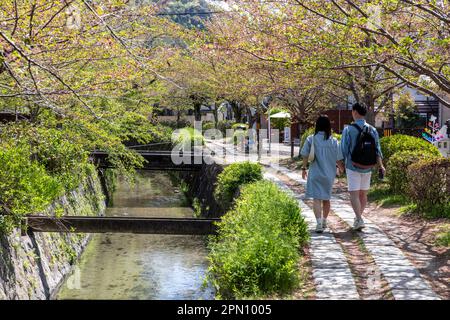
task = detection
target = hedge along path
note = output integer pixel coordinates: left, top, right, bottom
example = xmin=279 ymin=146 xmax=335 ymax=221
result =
xmin=263 ymin=172 xmax=360 ymax=300
xmin=268 ymin=163 xmax=441 ymax=300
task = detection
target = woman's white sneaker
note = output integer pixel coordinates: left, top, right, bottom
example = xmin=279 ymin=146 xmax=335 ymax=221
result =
xmin=315 ymin=219 xmax=324 ymax=233
xmin=353 ymin=218 xmax=365 ymax=231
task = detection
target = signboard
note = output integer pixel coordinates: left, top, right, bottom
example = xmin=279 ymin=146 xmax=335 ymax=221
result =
xmin=421 ymin=115 xmax=449 ymax=158
xmin=284 ymin=127 xmax=291 ymax=144
xmin=436 ymin=139 xmax=450 ymax=158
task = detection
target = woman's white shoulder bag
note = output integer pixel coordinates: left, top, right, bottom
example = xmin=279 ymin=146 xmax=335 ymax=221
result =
xmin=308 ymin=135 xmax=315 ymax=163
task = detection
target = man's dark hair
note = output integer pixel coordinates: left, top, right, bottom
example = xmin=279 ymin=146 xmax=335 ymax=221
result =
xmin=315 ymin=115 xmax=332 ymax=140
xmin=352 ymin=103 xmax=367 ymax=116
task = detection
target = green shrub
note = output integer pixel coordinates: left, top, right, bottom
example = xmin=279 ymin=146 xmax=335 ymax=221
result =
xmin=0 ymin=145 xmax=62 ymax=233
xmin=436 ymin=226 xmax=450 ymax=247
xmin=407 ymin=158 xmax=450 ymax=218
xmin=159 ymin=119 xmax=192 ymax=129
xmin=29 ymin=127 xmax=90 ymax=191
xmin=0 ymin=123 xmax=94 ymax=191
xmin=387 ymin=151 xmax=440 ymax=194
xmin=172 ymin=127 xmax=204 ymax=147
xmin=214 ymin=162 xmax=263 ymax=210
xmin=114 ymin=112 xmax=172 ymax=144
xmin=207 ymin=180 xmax=309 ymax=299
xmin=202 ymin=121 xmax=215 ymax=131
xmin=231 ymin=123 xmax=249 ymax=130
xmin=380 ymin=134 xmax=441 ymax=164
xmin=150 ymin=125 xmax=173 ymax=144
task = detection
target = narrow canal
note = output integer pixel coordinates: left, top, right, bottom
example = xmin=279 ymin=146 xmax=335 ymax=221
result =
xmin=57 ymin=171 xmax=214 ymax=300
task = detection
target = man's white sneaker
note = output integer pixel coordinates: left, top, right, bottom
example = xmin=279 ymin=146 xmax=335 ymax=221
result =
xmin=315 ymin=219 xmax=324 ymax=233
xmin=353 ymin=218 xmax=365 ymax=231
xmin=322 ymin=219 xmax=327 ymax=229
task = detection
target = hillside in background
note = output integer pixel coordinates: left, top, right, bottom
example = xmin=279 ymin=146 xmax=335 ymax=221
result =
xmin=152 ymin=0 xmax=215 ymax=29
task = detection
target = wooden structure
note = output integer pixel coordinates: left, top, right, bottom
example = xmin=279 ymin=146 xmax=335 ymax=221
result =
xmin=25 ymin=216 xmax=219 ymax=235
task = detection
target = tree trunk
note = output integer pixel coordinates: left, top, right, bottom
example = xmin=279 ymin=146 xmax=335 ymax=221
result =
xmin=230 ymin=100 xmax=242 ymax=123
xmin=364 ymin=95 xmax=376 ymax=125
xmin=213 ymin=102 xmax=219 ymax=129
xmin=247 ymin=108 xmax=255 ymax=128
xmin=176 ymin=111 xmax=181 ymax=127
xmin=193 ymin=101 xmax=202 ymax=122
xmin=256 ymin=112 xmax=261 ymax=161
xmin=366 ymin=108 xmax=376 ymax=126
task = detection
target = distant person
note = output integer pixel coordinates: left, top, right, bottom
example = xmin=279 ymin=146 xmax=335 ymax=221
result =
xmin=338 ymin=103 xmax=385 ymax=231
xmin=301 ymin=115 xmax=343 ymax=233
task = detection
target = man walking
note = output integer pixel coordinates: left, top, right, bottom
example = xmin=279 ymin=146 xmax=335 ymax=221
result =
xmin=338 ymin=103 xmax=385 ymax=231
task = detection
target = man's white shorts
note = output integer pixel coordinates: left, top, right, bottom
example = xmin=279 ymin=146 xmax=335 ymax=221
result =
xmin=346 ymin=169 xmax=372 ymax=191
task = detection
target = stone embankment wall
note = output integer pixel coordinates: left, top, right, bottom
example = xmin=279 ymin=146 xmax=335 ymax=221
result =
xmin=0 ymin=172 xmax=105 ymax=300
xmin=179 ymin=163 xmax=224 ymax=218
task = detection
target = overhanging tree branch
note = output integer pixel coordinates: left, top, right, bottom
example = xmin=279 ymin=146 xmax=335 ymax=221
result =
xmin=81 ymin=0 xmax=185 ymax=90
xmin=0 ymin=30 xmax=99 ymax=118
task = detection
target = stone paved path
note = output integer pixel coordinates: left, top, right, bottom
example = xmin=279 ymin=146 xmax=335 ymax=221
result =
xmin=268 ymin=163 xmax=440 ymax=300
xmin=264 ymin=172 xmax=359 ymax=300
xmin=205 ymin=140 xmax=441 ymax=300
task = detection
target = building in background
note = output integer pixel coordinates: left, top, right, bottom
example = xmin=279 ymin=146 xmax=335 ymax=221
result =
xmin=155 ymin=103 xmax=231 ymax=125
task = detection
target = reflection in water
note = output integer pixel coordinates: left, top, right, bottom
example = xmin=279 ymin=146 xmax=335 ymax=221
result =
xmin=57 ymin=171 xmax=214 ymax=300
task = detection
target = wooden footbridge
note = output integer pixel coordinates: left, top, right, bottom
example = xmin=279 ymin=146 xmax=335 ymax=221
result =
xmin=24 ymin=216 xmax=220 ymax=235
xmin=91 ymin=150 xmax=206 ymax=171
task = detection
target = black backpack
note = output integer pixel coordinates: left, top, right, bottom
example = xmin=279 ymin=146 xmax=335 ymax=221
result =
xmin=350 ymin=123 xmax=377 ymax=169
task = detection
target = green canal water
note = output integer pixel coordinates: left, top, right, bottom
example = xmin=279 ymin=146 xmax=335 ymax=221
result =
xmin=56 ymin=171 xmax=214 ymax=300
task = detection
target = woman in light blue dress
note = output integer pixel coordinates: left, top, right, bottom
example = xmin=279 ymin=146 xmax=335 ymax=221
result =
xmin=300 ymin=115 xmax=343 ymax=233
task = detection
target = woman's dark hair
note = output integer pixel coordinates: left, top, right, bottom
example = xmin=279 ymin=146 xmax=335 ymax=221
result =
xmin=352 ymin=102 xmax=367 ymax=116
xmin=315 ymin=115 xmax=331 ymax=140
